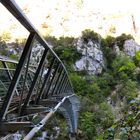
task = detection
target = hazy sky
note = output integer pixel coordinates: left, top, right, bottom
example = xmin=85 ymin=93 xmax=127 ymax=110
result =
xmin=15 ymin=0 xmax=139 ymax=13
xmin=0 ymin=0 xmax=140 ymax=39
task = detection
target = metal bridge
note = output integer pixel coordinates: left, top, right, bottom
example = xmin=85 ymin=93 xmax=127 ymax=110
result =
xmin=0 ymin=0 xmax=80 ymax=139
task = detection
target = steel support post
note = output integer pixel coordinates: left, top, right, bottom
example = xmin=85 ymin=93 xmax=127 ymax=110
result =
xmin=57 ymin=74 xmax=67 ymax=95
xmin=61 ymin=78 xmax=68 ymax=95
xmin=0 ymin=32 xmax=35 ymax=121
xmin=2 ymin=61 xmax=19 ymax=96
xmin=51 ymin=67 xmax=63 ymax=95
xmin=36 ymin=57 xmax=55 ymax=103
xmin=21 ymin=49 xmax=48 ymax=113
xmin=44 ymin=63 xmax=60 ymax=98
xmin=55 ymin=71 xmax=65 ymax=95
xmin=18 ymin=49 xmax=32 ymax=114
xmin=2 ymin=62 xmax=13 ymax=80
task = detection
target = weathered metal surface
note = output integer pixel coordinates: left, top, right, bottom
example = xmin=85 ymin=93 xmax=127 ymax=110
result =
xmin=0 ymin=33 xmax=36 ymax=121
xmin=0 ymin=0 xmax=80 ymax=139
xmin=0 ymin=122 xmax=34 ymax=133
xmin=24 ymin=106 xmax=51 ymax=114
xmin=38 ymin=99 xmax=59 ymax=107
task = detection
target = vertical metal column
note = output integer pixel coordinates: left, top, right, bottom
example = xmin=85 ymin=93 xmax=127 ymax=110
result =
xmin=61 ymin=78 xmax=68 ymax=95
xmin=36 ymin=57 xmax=56 ymax=103
xmin=44 ymin=63 xmax=60 ymax=98
xmin=2 ymin=61 xmax=19 ymax=96
xmin=21 ymin=48 xmax=48 ymax=113
xmin=57 ymin=72 xmax=66 ymax=95
xmin=2 ymin=62 xmax=13 ymax=80
xmin=58 ymin=75 xmax=67 ymax=95
xmin=51 ymin=66 xmax=63 ymax=95
xmin=0 ymin=32 xmax=35 ymax=121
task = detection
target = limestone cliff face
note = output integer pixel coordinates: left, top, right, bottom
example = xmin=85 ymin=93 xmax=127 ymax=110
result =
xmin=1 ymin=33 xmax=140 ymax=76
xmin=123 ymin=39 xmax=140 ymax=57
xmin=75 ymin=38 xmax=104 ymax=75
xmin=112 ymin=39 xmax=140 ymax=57
xmin=74 ymin=38 xmax=140 ymax=75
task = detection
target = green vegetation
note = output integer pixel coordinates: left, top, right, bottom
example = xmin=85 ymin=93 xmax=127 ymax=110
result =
xmin=45 ymin=36 xmax=82 ymax=71
xmin=1 ymin=31 xmax=11 ymax=41
xmin=45 ymin=30 xmax=140 ymax=139
xmin=0 ymin=33 xmax=26 ymax=60
xmin=0 ymin=29 xmax=139 ymax=139
xmin=82 ymin=29 xmax=100 ymax=43
xmin=116 ymin=34 xmax=134 ymax=50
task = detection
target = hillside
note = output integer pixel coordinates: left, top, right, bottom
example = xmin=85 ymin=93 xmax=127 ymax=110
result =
xmin=0 ymin=0 xmax=140 ymax=139
xmin=1 ymin=28 xmax=140 ymax=139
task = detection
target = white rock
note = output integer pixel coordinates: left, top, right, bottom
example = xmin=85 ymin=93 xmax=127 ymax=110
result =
xmin=123 ymin=39 xmax=140 ymax=57
xmin=75 ymin=38 xmax=104 ymax=74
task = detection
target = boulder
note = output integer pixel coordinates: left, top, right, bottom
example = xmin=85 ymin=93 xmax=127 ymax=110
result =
xmin=75 ymin=38 xmax=104 ymax=75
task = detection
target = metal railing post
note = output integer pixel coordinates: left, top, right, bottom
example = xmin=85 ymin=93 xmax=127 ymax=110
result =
xmin=0 ymin=32 xmax=35 ymax=121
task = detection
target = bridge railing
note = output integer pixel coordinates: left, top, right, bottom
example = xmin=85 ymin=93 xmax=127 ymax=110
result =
xmin=0 ymin=0 xmax=74 ymax=122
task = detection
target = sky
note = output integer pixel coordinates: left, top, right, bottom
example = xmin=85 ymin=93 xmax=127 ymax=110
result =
xmin=0 ymin=0 xmax=140 ymax=40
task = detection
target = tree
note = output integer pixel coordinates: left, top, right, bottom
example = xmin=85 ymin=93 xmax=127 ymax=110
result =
xmin=112 ymin=55 xmax=136 ymax=80
xmin=80 ymin=111 xmax=96 ymax=140
xmin=134 ymin=50 xmax=140 ymax=66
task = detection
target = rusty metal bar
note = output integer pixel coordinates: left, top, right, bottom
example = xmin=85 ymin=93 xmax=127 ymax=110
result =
xmin=21 ymin=49 xmax=48 ymax=113
xmin=51 ymin=66 xmax=63 ymax=95
xmin=0 ymin=0 xmax=67 ymax=71
xmin=0 ymin=122 xmax=34 ymax=132
xmin=57 ymin=73 xmax=67 ymax=95
xmin=36 ymin=57 xmax=56 ymax=103
xmin=23 ymin=95 xmax=75 ymax=140
xmin=0 ymin=32 xmax=35 ymax=121
xmin=44 ymin=63 xmax=60 ymax=98
xmin=2 ymin=61 xmax=19 ymax=96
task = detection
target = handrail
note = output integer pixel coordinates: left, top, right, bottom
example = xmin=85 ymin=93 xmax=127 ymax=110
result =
xmin=0 ymin=55 xmax=18 ymax=64
xmin=1 ymin=0 xmax=66 ymax=71
xmin=0 ymin=0 xmax=74 ymax=121
xmin=0 ymin=1 xmax=80 ymax=138
xmin=0 ymin=0 xmax=74 ymax=92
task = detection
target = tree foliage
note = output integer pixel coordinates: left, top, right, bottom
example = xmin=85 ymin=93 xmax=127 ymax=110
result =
xmin=47 ymin=30 xmax=140 ymax=139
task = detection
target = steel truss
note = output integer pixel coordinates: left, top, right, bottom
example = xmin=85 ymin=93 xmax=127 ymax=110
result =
xmin=0 ymin=0 xmax=80 ymax=139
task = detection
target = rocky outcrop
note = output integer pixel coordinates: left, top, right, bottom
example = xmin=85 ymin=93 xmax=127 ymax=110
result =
xmin=74 ymin=38 xmax=140 ymax=75
xmin=30 ymin=44 xmax=45 ymax=66
xmin=75 ymin=38 xmax=104 ymax=75
xmin=123 ymin=39 xmax=140 ymax=57
xmin=112 ymin=39 xmax=140 ymax=57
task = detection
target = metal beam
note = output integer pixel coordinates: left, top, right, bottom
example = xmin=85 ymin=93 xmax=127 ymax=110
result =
xmin=24 ymin=106 xmax=50 ymax=114
xmin=2 ymin=61 xmax=19 ymax=96
xmin=44 ymin=63 xmax=60 ymax=98
xmin=55 ymin=71 xmax=65 ymax=95
xmin=0 ymin=122 xmax=34 ymax=133
xmin=21 ymin=49 xmax=48 ymax=113
xmin=23 ymin=95 xmax=74 ymax=140
xmin=38 ymin=99 xmax=59 ymax=107
xmin=0 ymin=32 xmax=35 ymax=121
xmin=1 ymin=0 xmax=67 ymax=69
xmin=37 ymin=57 xmax=56 ymax=101
xmin=57 ymin=73 xmax=67 ymax=95
xmin=51 ymin=66 xmax=63 ymax=95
